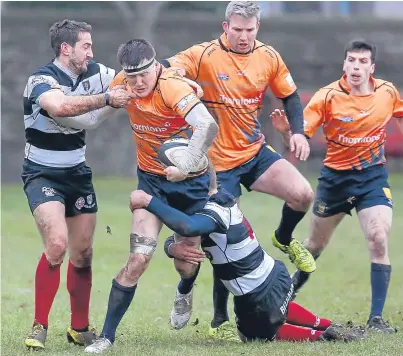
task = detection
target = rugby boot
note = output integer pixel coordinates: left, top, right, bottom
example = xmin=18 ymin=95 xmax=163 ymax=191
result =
xmin=67 ymin=325 xmax=97 ymax=346
xmin=366 ymin=316 xmax=397 ymax=333
xmin=170 ymin=288 xmax=193 ymax=329
xmin=84 ymin=337 xmax=113 ymax=354
xmin=319 ymin=324 xmax=364 ymax=342
xmin=25 ymin=322 xmax=47 ymax=350
xmin=208 ymin=321 xmax=240 ymax=341
xmin=272 ymin=231 xmax=316 ymax=273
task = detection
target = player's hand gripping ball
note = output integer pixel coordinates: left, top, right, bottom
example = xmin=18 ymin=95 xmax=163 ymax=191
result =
xmin=157 ymin=138 xmax=209 ymax=175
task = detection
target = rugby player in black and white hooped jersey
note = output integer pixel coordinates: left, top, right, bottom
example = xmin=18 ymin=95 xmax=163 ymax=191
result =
xmin=126 ymin=168 xmax=366 ymax=345
xmin=22 ymin=19 xmax=135 ymax=350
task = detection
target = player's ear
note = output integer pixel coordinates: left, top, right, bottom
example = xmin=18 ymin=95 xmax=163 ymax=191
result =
xmin=370 ymin=63 xmax=375 ymax=74
xmin=222 ymin=21 xmax=229 ymax=33
xmin=60 ymin=42 xmax=71 ymax=57
xmin=342 ymin=60 xmax=347 ymax=72
xmin=256 ymin=21 xmax=260 ymax=31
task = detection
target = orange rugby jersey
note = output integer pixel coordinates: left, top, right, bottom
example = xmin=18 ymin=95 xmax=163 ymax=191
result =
xmin=304 ymin=75 xmax=403 ymax=170
xmin=167 ymin=33 xmax=296 ymax=171
xmin=110 ymin=68 xmax=201 ymax=175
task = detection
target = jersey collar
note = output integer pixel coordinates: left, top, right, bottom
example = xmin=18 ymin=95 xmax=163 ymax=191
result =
xmin=53 ymin=58 xmax=79 ymax=83
xmin=338 ymin=74 xmax=377 ymax=94
xmin=218 ymin=33 xmax=255 ymax=55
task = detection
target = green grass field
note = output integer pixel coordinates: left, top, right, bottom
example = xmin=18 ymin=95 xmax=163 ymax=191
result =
xmin=1 ymin=175 xmax=402 ymax=356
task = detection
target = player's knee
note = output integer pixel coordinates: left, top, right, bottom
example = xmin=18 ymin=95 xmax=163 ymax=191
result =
xmin=288 ymin=185 xmax=314 ymax=211
xmin=175 ymin=262 xmax=197 ymax=279
xmin=123 ymin=253 xmax=150 ymax=282
xmin=367 ymin=227 xmax=389 ymax=258
xmin=70 ymin=246 xmax=93 ymax=268
xmin=122 ymin=234 xmax=157 ymax=280
xmin=45 ymin=238 xmax=68 ymax=265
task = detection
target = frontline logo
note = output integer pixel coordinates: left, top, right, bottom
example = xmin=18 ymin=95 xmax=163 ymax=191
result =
xmin=130 ymin=123 xmax=168 ymax=133
xmin=219 ymin=94 xmax=262 ymax=105
xmin=338 ymin=134 xmax=381 ymax=144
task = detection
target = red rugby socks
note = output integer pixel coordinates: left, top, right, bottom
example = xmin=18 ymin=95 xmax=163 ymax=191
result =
xmin=34 ymin=253 xmax=61 ymax=328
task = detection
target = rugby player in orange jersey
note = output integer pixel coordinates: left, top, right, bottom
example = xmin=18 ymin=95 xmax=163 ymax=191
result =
xmin=84 ymin=39 xmax=219 ymax=354
xmin=161 ymin=1 xmax=316 ymax=338
xmin=271 ymin=39 xmax=403 ymax=333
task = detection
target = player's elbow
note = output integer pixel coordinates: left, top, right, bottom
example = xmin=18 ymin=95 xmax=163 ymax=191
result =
xmin=177 ymin=223 xmax=198 ymax=237
xmin=43 ymin=103 xmax=62 ymax=118
xmin=210 ymin=117 xmax=219 ymax=132
xmin=204 ymin=115 xmax=219 ymax=137
xmin=48 ymin=103 xmax=75 ymax=118
xmin=40 ymin=93 xmax=68 ymax=118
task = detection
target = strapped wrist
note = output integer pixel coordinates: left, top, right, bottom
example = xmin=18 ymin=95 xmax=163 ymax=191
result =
xmin=104 ymin=92 xmax=110 ymax=106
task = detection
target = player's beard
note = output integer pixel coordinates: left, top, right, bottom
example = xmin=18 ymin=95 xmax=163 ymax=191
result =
xmin=69 ymin=54 xmax=88 ymax=75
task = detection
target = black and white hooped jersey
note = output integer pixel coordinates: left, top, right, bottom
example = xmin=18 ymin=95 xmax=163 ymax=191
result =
xmin=198 ymin=192 xmax=275 ymax=296
xmin=23 ymin=60 xmax=115 ymax=167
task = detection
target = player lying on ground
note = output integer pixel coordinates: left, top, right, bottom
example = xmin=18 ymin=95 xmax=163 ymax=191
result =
xmin=128 ymin=177 xmax=366 ymax=343
xmin=269 ymin=38 xmax=403 ymax=333
xmin=83 ymin=39 xmax=218 ymax=354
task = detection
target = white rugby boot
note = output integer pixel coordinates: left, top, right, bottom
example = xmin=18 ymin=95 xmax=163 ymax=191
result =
xmin=170 ymin=288 xmax=194 ymax=330
xmin=84 ymin=337 xmax=112 ymax=354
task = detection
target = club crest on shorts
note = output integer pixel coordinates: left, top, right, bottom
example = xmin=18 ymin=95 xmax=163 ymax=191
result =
xmin=87 ymin=194 xmax=93 ymax=206
xmin=315 ymin=200 xmax=327 ymax=215
xmin=42 ymin=187 xmax=56 ymax=197
xmin=75 ymin=197 xmax=85 ymax=210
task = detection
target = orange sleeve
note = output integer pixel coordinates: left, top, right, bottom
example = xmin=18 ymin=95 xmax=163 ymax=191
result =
xmin=267 ymin=47 xmax=297 ymax=99
xmin=161 ymin=76 xmax=201 ymax=117
xmin=392 ymin=85 xmax=403 ymax=118
xmin=303 ymin=89 xmax=328 ymax=138
xmin=108 ymin=70 xmax=125 ymax=89
xmin=166 ymin=45 xmax=203 ymax=80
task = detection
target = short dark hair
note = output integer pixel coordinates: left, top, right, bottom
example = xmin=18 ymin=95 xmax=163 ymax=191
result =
xmin=117 ymin=39 xmax=156 ymax=69
xmin=49 ymin=19 xmax=92 ymax=57
xmin=344 ymin=39 xmax=376 ymax=63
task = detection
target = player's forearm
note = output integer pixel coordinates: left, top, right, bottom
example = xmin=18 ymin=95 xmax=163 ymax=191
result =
xmin=147 ymin=197 xmax=216 ymax=237
xmin=179 ymin=104 xmax=218 ymax=175
xmin=52 ymin=106 xmax=119 ymax=130
xmin=56 ymin=93 xmax=108 ymax=117
xmin=281 ymin=91 xmax=304 ymax=134
xmin=281 ymin=131 xmax=292 ymax=148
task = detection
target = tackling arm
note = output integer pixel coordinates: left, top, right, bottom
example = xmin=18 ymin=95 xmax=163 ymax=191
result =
xmin=146 ymin=197 xmax=219 ymax=237
xmin=52 ymin=105 xmax=120 ymax=130
xmin=39 ymin=90 xmax=109 ymax=118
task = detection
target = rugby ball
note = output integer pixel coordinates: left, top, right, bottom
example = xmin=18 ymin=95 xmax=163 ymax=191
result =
xmin=157 ymin=138 xmax=209 ymax=174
